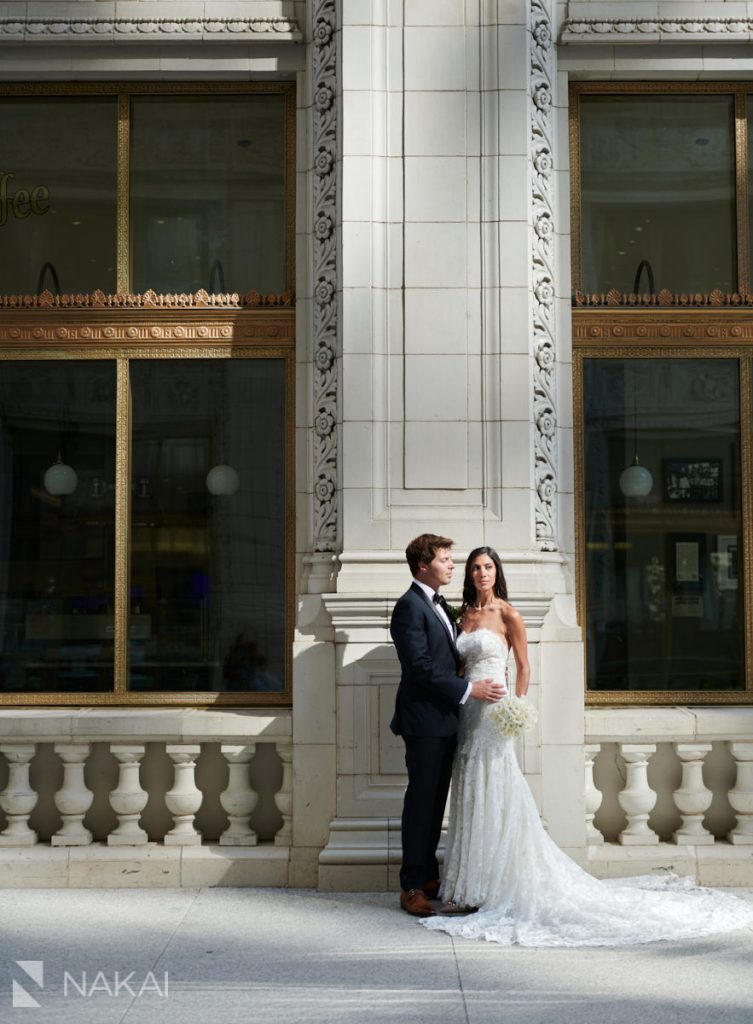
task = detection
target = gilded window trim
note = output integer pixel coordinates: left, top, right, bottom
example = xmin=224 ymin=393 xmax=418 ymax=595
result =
xmin=0 ymin=313 xmax=295 ymax=709
xmin=574 ymin=330 xmax=753 ymax=706
xmin=0 ymin=81 xmax=296 ymax=299
xmin=570 ymin=81 xmax=750 ymax=296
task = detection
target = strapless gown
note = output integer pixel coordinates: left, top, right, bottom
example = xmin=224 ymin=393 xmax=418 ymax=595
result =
xmin=421 ymin=628 xmax=753 ymax=946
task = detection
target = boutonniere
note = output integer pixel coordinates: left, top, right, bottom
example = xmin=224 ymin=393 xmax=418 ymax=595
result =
xmin=445 ymin=604 xmax=464 ymax=627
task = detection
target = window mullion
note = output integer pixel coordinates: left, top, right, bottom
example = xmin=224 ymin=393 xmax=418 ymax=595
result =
xmin=741 ymin=357 xmax=753 ymax=694
xmin=116 ymin=93 xmax=130 ymax=295
xmin=735 ymin=92 xmax=749 ymax=295
xmin=113 ymin=358 xmax=131 ymax=696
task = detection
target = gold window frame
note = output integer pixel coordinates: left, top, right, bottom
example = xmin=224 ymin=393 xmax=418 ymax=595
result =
xmin=0 ymin=82 xmax=296 ymax=707
xmin=571 ymin=82 xmax=753 ymax=704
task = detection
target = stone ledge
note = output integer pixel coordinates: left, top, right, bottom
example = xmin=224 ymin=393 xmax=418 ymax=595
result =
xmin=586 ymin=706 xmax=753 ymax=743
xmin=0 ymin=708 xmax=292 ymax=744
xmin=0 ymin=843 xmax=291 ymax=887
xmin=588 ymin=840 xmax=753 ymax=885
xmin=562 ymin=19 xmax=753 ymax=46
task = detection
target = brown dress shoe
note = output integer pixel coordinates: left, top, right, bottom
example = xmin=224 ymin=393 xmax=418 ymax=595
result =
xmin=422 ymin=878 xmax=441 ymax=900
xmin=400 ymin=889 xmax=436 ymax=917
xmin=439 ymin=901 xmax=479 ymax=916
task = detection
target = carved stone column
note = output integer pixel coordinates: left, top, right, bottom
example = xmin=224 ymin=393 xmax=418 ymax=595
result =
xmin=51 ymin=743 xmax=94 ymax=846
xmin=219 ymin=743 xmax=258 ymax=846
xmin=0 ymin=744 xmax=38 ymax=846
xmin=274 ymin=743 xmax=293 ymax=846
xmin=164 ymin=745 xmax=203 ymax=846
xmin=673 ymin=743 xmax=714 ymax=845
xmin=584 ymin=744 xmax=604 ymax=845
xmin=617 ymin=744 xmax=658 ymax=845
xmin=108 ymin=745 xmax=149 ymax=846
xmin=728 ymin=741 xmax=753 ymax=845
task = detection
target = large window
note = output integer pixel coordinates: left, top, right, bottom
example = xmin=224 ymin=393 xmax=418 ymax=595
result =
xmin=572 ymin=84 xmax=753 ymax=703
xmin=0 ymin=346 xmax=293 ymax=705
xmin=0 ymin=84 xmax=294 ymax=298
xmin=0 ymin=83 xmax=295 ymax=706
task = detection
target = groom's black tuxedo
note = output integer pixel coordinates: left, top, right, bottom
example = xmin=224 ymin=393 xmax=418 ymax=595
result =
xmin=390 ymin=583 xmax=468 ymax=892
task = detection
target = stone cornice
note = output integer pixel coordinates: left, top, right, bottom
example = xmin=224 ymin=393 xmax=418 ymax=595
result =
xmin=0 ymin=16 xmax=302 ymax=44
xmin=561 ymin=18 xmax=753 ymax=44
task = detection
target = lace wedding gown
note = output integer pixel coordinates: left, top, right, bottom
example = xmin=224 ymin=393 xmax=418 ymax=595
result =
xmin=421 ymin=628 xmax=753 ymax=947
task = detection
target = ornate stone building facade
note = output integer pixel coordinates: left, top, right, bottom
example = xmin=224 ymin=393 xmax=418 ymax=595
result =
xmin=0 ymin=1 xmax=752 ymax=888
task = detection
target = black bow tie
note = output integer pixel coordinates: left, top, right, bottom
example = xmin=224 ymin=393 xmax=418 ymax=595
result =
xmin=433 ymin=593 xmax=447 ymax=609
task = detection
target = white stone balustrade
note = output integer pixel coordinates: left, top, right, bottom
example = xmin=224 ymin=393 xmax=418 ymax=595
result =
xmin=108 ymin=745 xmax=149 ymax=846
xmin=617 ymin=744 xmax=658 ymax=845
xmin=0 ymin=744 xmax=38 ymax=846
xmin=584 ymin=744 xmax=603 ymax=846
xmin=673 ymin=743 xmax=713 ymax=845
xmin=274 ymin=743 xmax=293 ymax=847
xmin=0 ymin=710 xmax=292 ymax=855
xmin=52 ymin=743 xmax=94 ymax=846
xmin=585 ymin=709 xmax=753 ymax=867
xmin=220 ymin=744 xmax=258 ymax=846
xmin=728 ymin=742 xmax=753 ymax=845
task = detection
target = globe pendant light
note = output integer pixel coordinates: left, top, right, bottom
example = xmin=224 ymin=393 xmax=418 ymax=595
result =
xmin=619 ymin=455 xmax=653 ymax=497
xmin=206 ymin=463 xmax=239 ymax=496
xmin=619 ymin=365 xmax=653 ymax=498
xmin=44 ymin=452 xmax=78 ymax=496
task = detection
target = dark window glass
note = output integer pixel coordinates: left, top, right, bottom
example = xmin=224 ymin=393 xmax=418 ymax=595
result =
xmin=0 ymin=362 xmax=116 ymax=693
xmin=0 ymin=97 xmax=117 ymax=294
xmin=584 ymin=358 xmax=743 ymax=692
xmin=129 ymin=359 xmax=286 ymax=692
xmin=130 ymin=96 xmax=286 ymax=295
xmin=579 ymin=95 xmax=736 ymax=294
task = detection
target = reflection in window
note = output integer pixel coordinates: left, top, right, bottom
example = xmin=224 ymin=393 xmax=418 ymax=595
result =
xmin=130 ymin=96 xmax=286 ymax=295
xmin=0 ymin=362 xmax=117 ymax=693
xmin=129 ymin=359 xmax=286 ymax=692
xmin=0 ymin=97 xmax=117 ymax=295
xmin=579 ymin=95 xmax=736 ymax=294
xmin=583 ymin=358 xmax=743 ymax=692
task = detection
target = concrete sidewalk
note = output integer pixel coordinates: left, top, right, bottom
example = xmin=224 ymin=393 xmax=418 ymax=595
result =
xmin=0 ymin=888 xmax=752 ymax=1024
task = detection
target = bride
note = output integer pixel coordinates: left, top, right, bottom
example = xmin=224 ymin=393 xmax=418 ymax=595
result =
xmin=421 ymin=546 xmax=753 ymax=947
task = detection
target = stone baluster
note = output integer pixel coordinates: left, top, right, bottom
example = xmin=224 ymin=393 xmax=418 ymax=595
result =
xmin=617 ymin=744 xmax=658 ymax=845
xmin=0 ymin=745 xmax=38 ymax=846
xmin=108 ymin=745 xmax=149 ymax=846
xmin=672 ymin=743 xmax=714 ymax=845
xmin=220 ymin=744 xmax=258 ymax=846
xmin=584 ymin=743 xmax=604 ymax=845
xmin=51 ymin=743 xmax=94 ymax=846
xmin=164 ymin=745 xmax=202 ymax=846
xmin=728 ymin=742 xmax=753 ymax=845
xmin=274 ymin=743 xmax=293 ymax=847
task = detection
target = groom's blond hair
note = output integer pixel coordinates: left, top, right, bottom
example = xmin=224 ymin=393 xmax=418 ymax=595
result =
xmin=405 ymin=534 xmax=454 ymax=577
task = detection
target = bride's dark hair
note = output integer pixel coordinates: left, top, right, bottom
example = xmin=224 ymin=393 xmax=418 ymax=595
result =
xmin=461 ymin=546 xmax=508 ymax=611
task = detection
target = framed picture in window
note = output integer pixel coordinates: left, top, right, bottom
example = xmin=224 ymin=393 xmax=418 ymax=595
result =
xmin=668 ymin=533 xmax=706 ymax=593
xmin=663 ymin=458 xmax=722 ymax=503
xmin=712 ymin=533 xmax=739 ymax=592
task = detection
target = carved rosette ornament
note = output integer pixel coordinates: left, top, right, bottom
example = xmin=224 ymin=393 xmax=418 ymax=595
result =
xmin=312 ymin=1 xmax=338 ymax=553
xmin=529 ymin=1 xmax=557 ymax=552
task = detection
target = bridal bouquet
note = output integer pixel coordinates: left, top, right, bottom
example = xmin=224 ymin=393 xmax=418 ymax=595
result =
xmin=490 ymin=694 xmax=538 ymax=738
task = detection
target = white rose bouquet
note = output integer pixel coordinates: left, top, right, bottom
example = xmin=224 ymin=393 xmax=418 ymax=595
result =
xmin=489 ymin=694 xmax=538 ymax=738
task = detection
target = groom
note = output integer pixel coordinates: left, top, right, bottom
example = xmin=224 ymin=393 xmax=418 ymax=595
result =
xmin=390 ymin=533 xmax=503 ymax=916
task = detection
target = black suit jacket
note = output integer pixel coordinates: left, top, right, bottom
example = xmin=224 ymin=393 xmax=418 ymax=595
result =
xmin=389 ymin=583 xmax=467 ymax=737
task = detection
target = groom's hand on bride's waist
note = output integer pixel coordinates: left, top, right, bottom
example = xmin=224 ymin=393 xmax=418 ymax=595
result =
xmin=469 ymin=678 xmax=506 ymax=702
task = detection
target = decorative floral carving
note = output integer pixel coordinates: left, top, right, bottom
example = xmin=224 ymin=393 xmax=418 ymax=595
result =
xmin=312 ymin=0 xmax=338 ymax=554
xmin=529 ymin=1 xmax=558 ymax=552
xmin=562 ymin=18 xmax=753 ymax=42
xmin=0 ymin=290 xmax=293 ymax=310
xmin=0 ymin=16 xmax=302 ymax=40
xmin=573 ymin=290 xmax=753 ymax=309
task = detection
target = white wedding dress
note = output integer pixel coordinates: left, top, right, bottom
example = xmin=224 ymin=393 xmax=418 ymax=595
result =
xmin=421 ymin=628 xmax=753 ymax=947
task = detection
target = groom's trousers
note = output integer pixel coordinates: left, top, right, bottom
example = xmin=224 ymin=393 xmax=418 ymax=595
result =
xmin=400 ymin=735 xmax=456 ymax=892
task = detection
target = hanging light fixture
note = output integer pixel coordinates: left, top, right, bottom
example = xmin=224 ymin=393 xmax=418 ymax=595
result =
xmin=206 ymin=368 xmax=239 ymax=496
xmin=206 ymin=463 xmax=239 ymax=496
xmin=619 ymin=364 xmax=653 ymax=498
xmin=43 ymin=452 xmax=78 ymax=496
